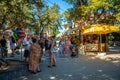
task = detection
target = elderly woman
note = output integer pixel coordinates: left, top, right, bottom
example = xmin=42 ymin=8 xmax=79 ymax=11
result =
xmin=29 ymin=38 xmax=41 ymax=74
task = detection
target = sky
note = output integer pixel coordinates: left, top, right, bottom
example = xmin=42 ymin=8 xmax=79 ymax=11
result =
xmin=45 ymin=0 xmax=73 ymax=13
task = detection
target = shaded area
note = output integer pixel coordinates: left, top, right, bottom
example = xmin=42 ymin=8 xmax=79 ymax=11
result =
xmin=0 ymin=59 xmax=9 ymax=71
xmin=15 ymin=56 xmax=120 ymax=80
xmin=0 ymin=60 xmax=31 ymax=80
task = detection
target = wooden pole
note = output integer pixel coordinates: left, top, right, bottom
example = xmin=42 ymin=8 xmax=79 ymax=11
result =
xmin=100 ymin=34 xmax=102 ymax=52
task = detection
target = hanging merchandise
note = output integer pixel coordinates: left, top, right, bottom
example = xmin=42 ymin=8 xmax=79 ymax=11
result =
xmin=18 ymin=32 xmax=26 ymax=38
xmin=15 ymin=29 xmax=23 ymax=34
xmin=16 ymin=27 xmax=23 ymax=30
xmin=12 ymin=27 xmax=26 ymax=41
xmin=13 ymin=32 xmax=18 ymax=41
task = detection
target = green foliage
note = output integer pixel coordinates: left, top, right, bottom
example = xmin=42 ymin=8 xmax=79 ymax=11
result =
xmin=0 ymin=0 xmax=35 ymax=30
xmin=0 ymin=0 xmax=46 ymax=31
xmin=108 ymin=34 xmax=114 ymax=41
xmin=34 ymin=3 xmax=61 ymax=35
xmin=64 ymin=0 xmax=120 ymax=25
xmin=0 ymin=0 xmax=62 ymax=36
xmin=116 ymin=13 xmax=120 ymax=22
xmin=51 ymin=30 xmax=60 ymax=36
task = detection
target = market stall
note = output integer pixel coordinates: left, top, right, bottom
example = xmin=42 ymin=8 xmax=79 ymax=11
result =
xmin=82 ymin=24 xmax=120 ymax=52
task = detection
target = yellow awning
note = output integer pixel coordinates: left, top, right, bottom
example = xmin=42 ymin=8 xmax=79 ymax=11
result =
xmin=82 ymin=24 xmax=120 ymax=34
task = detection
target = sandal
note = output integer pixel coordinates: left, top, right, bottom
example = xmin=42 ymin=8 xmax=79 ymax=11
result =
xmin=52 ymin=65 xmax=56 ymax=67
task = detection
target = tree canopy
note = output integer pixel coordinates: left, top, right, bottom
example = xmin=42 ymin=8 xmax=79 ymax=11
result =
xmin=64 ymin=0 xmax=120 ymax=25
xmin=0 ymin=0 xmax=61 ymax=36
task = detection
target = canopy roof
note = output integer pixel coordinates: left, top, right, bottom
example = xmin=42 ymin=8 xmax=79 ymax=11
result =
xmin=82 ymin=24 xmax=120 ymax=34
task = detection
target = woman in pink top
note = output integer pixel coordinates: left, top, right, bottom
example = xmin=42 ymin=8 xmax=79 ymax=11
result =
xmin=64 ymin=37 xmax=72 ymax=57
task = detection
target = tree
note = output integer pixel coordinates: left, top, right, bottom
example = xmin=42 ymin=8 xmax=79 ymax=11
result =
xmin=64 ymin=0 xmax=120 ymax=25
xmin=34 ymin=3 xmax=61 ymax=35
xmin=0 ymin=0 xmax=33 ymax=30
xmin=0 ymin=0 xmax=62 ymax=36
xmin=63 ymin=0 xmax=120 ymax=43
xmin=0 ymin=0 xmax=45 ymax=30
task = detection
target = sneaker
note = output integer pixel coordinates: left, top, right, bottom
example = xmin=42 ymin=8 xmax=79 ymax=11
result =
xmin=30 ymin=71 xmax=37 ymax=74
xmin=48 ymin=65 xmax=52 ymax=68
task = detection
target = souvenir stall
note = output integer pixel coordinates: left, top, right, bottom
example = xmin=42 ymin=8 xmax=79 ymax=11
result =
xmin=82 ymin=24 xmax=120 ymax=53
xmin=12 ymin=27 xmax=26 ymax=60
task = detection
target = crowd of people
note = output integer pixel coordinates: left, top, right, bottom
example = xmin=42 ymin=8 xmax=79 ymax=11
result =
xmin=0 ymin=35 xmax=83 ymax=74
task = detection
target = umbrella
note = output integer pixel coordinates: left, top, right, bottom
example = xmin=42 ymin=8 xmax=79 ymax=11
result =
xmin=82 ymin=24 xmax=120 ymax=52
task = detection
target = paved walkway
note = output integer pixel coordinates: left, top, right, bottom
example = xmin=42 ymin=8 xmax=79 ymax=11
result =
xmin=109 ymin=46 xmax=120 ymax=52
xmin=0 ymin=55 xmax=120 ymax=80
xmin=0 ymin=46 xmax=120 ymax=80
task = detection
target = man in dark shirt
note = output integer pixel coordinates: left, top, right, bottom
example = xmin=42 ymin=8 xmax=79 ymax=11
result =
xmin=0 ymin=36 xmax=7 ymax=58
xmin=38 ymin=37 xmax=45 ymax=56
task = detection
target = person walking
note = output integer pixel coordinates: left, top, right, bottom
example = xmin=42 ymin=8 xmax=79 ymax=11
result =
xmin=29 ymin=38 xmax=42 ymax=74
xmin=64 ymin=37 xmax=72 ymax=57
xmin=59 ymin=38 xmax=65 ymax=57
xmin=38 ymin=36 xmax=45 ymax=58
xmin=9 ymin=36 xmax=16 ymax=57
xmin=48 ymin=36 xmax=58 ymax=68
xmin=0 ymin=36 xmax=7 ymax=58
xmin=45 ymin=37 xmax=51 ymax=54
xmin=22 ymin=37 xmax=32 ymax=64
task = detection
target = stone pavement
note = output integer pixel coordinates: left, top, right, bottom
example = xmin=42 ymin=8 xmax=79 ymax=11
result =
xmin=0 ymin=55 xmax=120 ymax=80
xmin=0 ymin=46 xmax=120 ymax=80
xmin=109 ymin=46 xmax=120 ymax=52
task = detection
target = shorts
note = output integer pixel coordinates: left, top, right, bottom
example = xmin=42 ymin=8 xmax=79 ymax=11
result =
xmin=10 ymin=43 xmax=16 ymax=50
xmin=24 ymin=50 xmax=30 ymax=58
xmin=1 ymin=47 xmax=7 ymax=53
